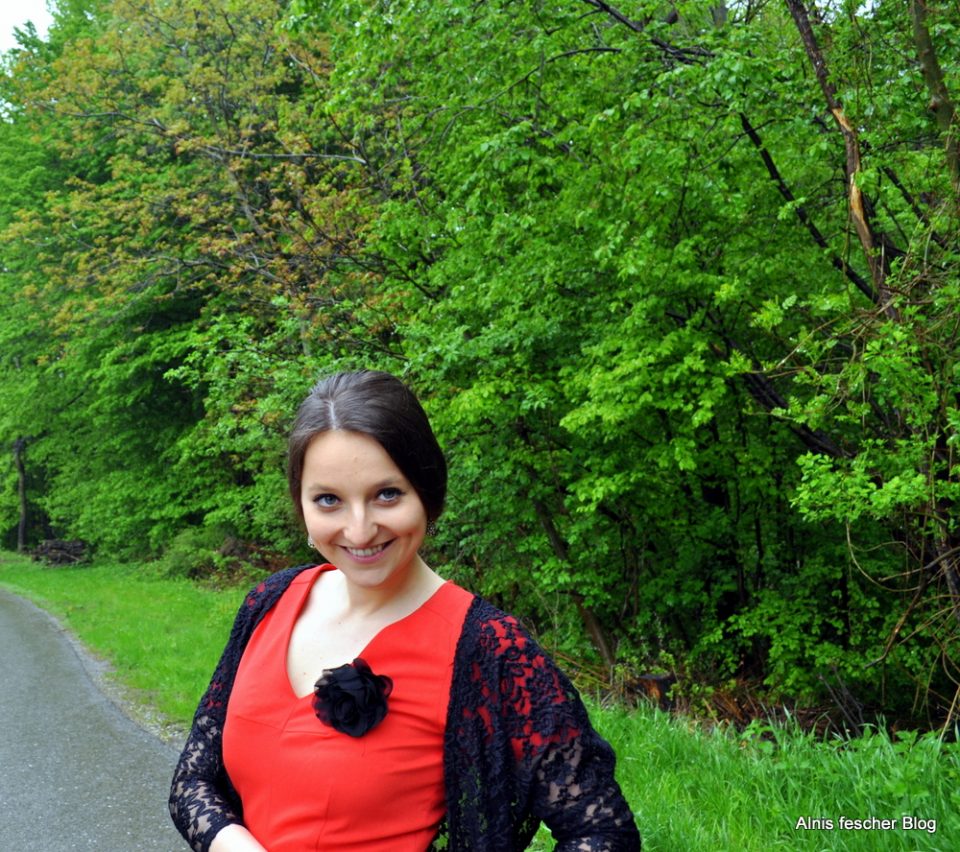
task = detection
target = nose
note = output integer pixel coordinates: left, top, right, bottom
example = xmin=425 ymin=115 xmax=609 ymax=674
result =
xmin=343 ymin=504 xmax=377 ymax=545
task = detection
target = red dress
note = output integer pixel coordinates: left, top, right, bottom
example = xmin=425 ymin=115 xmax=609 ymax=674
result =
xmin=223 ymin=565 xmax=474 ymax=851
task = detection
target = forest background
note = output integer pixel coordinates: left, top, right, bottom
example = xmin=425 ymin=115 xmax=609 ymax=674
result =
xmin=2 ymin=0 xmax=959 ymax=731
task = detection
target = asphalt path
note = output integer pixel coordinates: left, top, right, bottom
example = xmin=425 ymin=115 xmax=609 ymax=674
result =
xmin=0 ymin=588 xmax=188 ymax=850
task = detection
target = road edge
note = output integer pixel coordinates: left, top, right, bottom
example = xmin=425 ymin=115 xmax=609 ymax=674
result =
xmin=0 ymin=585 xmax=187 ymax=748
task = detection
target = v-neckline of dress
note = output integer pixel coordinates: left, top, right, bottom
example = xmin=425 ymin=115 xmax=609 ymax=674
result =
xmin=284 ymin=564 xmax=450 ymax=701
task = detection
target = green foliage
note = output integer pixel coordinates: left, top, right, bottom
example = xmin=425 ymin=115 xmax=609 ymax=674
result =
xmin=153 ymin=524 xmax=232 ymax=580
xmin=3 ymin=0 xmax=960 ymax=719
xmin=0 ymin=0 xmax=365 ymax=557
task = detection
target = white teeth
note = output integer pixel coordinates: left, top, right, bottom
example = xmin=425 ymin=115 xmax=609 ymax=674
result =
xmin=347 ymin=544 xmax=386 ymax=557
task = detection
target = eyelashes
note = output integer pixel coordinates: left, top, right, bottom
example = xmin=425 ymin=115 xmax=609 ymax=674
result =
xmin=311 ymin=488 xmax=406 ymax=509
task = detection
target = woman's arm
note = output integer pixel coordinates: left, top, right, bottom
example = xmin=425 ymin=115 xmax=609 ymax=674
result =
xmin=209 ymin=824 xmax=267 ymax=852
xmin=509 ymin=640 xmax=640 ymax=850
xmin=529 ymin=723 xmax=640 ymax=851
xmin=169 ymin=591 xmax=258 ymax=849
xmin=446 ymin=601 xmax=640 ymax=851
xmin=168 ymin=704 xmax=244 ymax=850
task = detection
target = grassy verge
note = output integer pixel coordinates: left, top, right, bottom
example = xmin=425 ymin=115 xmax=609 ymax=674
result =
xmin=2 ymin=551 xmax=958 ymax=850
xmin=0 ymin=551 xmax=242 ymax=730
xmin=599 ymin=705 xmax=959 ymax=851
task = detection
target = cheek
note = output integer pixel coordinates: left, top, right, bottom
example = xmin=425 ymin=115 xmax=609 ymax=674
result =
xmin=399 ymin=508 xmax=428 ymax=538
xmin=304 ymin=514 xmax=335 ymax=540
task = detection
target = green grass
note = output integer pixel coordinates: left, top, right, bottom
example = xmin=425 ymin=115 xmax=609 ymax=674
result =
xmin=588 ymin=707 xmax=960 ymax=851
xmin=3 ymin=551 xmax=958 ymax=850
xmin=0 ymin=551 xmax=243 ymax=728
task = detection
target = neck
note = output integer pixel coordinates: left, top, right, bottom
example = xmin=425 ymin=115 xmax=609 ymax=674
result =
xmin=339 ymin=554 xmax=442 ymax=619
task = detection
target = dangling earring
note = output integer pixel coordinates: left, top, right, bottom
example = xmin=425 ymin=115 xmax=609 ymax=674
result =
xmin=426 ymin=520 xmax=438 ymax=537
xmin=307 ymin=535 xmax=317 ymax=550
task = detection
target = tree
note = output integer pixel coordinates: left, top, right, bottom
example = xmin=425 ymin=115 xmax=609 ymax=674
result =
xmin=4 ymin=0 xmax=960 ymax=722
xmin=294 ymin=0 xmax=960 ymax=721
xmin=0 ymin=0 xmax=375 ymax=556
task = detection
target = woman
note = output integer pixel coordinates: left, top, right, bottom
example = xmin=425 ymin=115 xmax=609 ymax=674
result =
xmin=169 ymin=370 xmax=640 ymax=851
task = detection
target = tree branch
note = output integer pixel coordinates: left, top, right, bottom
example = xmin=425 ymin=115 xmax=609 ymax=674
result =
xmin=784 ymin=0 xmax=898 ymax=318
xmin=739 ymin=112 xmax=877 ymax=304
xmin=579 ymin=0 xmax=713 ymax=64
xmin=910 ymin=0 xmax=960 ymax=200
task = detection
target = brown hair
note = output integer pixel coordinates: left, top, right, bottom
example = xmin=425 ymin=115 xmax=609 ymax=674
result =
xmin=287 ymin=371 xmax=447 ymax=524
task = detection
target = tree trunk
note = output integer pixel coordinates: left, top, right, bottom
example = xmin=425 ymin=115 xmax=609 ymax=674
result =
xmin=931 ymin=536 xmax=960 ymax=625
xmin=910 ymin=0 xmax=960 ymax=200
xmin=13 ymin=437 xmax=27 ymax=552
xmin=531 ymin=497 xmax=617 ymax=670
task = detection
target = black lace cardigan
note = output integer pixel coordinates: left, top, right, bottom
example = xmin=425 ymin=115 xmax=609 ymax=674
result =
xmin=169 ymin=565 xmax=641 ymax=851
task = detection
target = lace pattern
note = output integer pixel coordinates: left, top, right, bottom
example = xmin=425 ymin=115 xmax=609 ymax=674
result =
xmin=169 ymin=567 xmax=640 ymax=851
xmin=445 ymin=599 xmax=640 ymax=851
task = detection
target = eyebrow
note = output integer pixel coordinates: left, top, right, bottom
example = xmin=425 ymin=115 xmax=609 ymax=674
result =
xmin=304 ymin=477 xmax=406 ymax=492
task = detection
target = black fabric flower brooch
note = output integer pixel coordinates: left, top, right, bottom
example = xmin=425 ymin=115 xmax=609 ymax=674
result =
xmin=313 ymin=658 xmax=393 ymax=737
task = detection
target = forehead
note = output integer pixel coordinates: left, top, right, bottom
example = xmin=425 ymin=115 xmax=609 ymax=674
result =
xmin=301 ymin=430 xmax=405 ymax=485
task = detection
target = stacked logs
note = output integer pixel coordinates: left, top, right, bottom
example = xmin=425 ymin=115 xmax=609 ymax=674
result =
xmin=31 ymin=539 xmax=87 ymax=565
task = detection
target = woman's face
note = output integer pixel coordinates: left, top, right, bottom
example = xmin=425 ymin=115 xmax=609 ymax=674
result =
xmin=300 ymin=430 xmax=428 ymax=592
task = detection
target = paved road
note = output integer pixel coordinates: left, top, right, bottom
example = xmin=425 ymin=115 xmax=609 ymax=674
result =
xmin=0 ymin=588 xmax=188 ymax=851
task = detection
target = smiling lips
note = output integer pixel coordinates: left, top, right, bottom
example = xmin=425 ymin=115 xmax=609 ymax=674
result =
xmin=344 ymin=541 xmax=392 ymax=560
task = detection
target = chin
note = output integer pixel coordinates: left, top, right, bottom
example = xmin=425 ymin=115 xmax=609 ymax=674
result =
xmin=341 ymin=557 xmax=417 ymax=588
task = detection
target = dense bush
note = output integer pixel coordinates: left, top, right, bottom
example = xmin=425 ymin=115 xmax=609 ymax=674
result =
xmin=2 ymin=0 xmax=960 ymax=723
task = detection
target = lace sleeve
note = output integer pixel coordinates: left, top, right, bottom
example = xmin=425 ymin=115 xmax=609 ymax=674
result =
xmin=168 ymin=591 xmax=254 ymax=852
xmin=446 ymin=599 xmax=640 ymax=851
xmin=168 ymin=567 xmax=311 ymax=851
xmin=532 ymin=730 xmax=640 ymax=852
xmin=168 ymin=711 xmax=241 ymax=850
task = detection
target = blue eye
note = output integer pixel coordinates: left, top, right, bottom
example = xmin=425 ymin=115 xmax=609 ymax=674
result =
xmin=313 ymin=493 xmax=340 ymax=508
xmin=378 ymin=487 xmax=403 ymax=502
